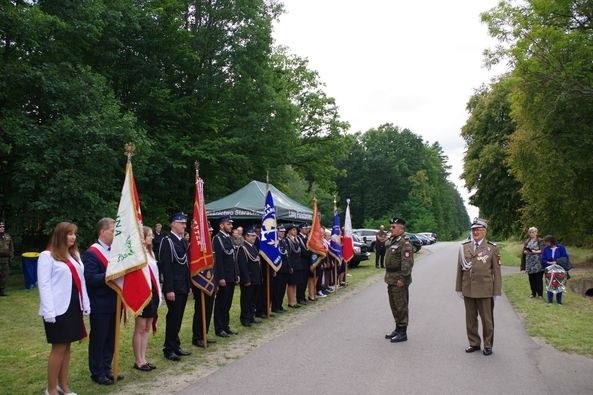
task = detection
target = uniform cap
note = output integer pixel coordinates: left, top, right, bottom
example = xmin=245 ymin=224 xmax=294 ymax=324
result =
xmin=298 ymin=223 xmax=311 ymax=229
xmin=470 ymin=217 xmax=487 ymax=229
xmin=389 ymin=218 xmax=406 ymax=226
xmin=245 ymin=227 xmax=257 ymax=236
xmin=277 ymin=225 xmax=286 ymax=232
xmin=219 ymin=215 xmax=233 ymax=224
xmin=169 ymin=212 xmax=187 ymax=223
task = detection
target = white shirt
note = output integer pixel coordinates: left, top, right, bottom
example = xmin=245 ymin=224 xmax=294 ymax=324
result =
xmin=38 ymin=250 xmax=91 ymax=320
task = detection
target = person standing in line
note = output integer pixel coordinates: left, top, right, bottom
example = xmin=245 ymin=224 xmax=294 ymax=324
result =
xmin=541 ymin=235 xmax=570 ymax=305
xmin=213 ymin=216 xmax=239 ymax=337
xmin=296 ymin=224 xmax=311 ymax=305
xmin=285 ymin=224 xmax=301 ymax=308
xmin=159 ymin=212 xmax=192 ymax=361
xmin=456 ymin=218 xmax=501 ymax=356
xmin=383 ymin=218 xmax=414 ymax=343
xmin=83 ymin=218 xmax=123 ymax=385
xmin=520 ymin=227 xmax=545 ymax=299
xmin=238 ymin=228 xmax=262 ymax=326
xmin=38 ymin=221 xmax=90 ymax=395
xmin=0 ymin=221 xmax=14 ymax=296
xmin=152 ymin=223 xmax=164 ymax=258
xmin=271 ymin=225 xmax=289 ymax=313
xmin=375 ymin=225 xmax=388 ymax=269
xmin=132 ymin=226 xmax=162 ymax=371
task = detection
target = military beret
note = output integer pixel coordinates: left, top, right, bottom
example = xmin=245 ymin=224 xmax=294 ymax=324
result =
xmin=470 ymin=217 xmax=487 ymax=229
xmin=389 ymin=218 xmax=406 ymax=226
xmin=219 ymin=215 xmax=233 ymax=224
xmin=169 ymin=211 xmax=187 ymax=223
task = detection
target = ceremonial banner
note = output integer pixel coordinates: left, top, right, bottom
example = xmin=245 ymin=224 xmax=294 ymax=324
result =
xmin=328 ymin=208 xmax=342 ymax=261
xmin=106 ymin=160 xmax=151 ymax=316
xmin=190 ymin=176 xmax=215 ymax=296
xmin=307 ymin=198 xmax=326 ymax=269
xmin=259 ymin=190 xmax=282 ymax=271
xmin=342 ymin=199 xmax=355 ymax=263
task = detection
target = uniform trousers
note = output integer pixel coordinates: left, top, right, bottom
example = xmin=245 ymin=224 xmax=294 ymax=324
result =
xmin=240 ymin=284 xmax=260 ymax=323
xmin=192 ymin=290 xmax=214 ymax=342
xmin=256 ymin=268 xmax=269 ymax=316
xmin=214 ymin=283 xmax=235 ymax=333
xmin=163 ymin=293 xmax=188 ymax=354
xmin=271 ymin=272 xmax=288 ymax=311
xmin=387 ymin=285 xmax=409 ymax=326
xmin=463 ymin=296 xmax=494 ymax=348
xmin=88 ymin=312 xmax=116 ymax=378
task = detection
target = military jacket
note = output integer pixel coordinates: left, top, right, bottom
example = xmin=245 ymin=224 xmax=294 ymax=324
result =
xmin=213 ymin=231 xmax=239 ymax=283
xmin=384 ymin=235 xmax=414 ymax=286
xmin=238 ymin=241 xmax=262 ymax=285
xmin=0 ymin=233 xmax=13 ymax=260
xmin=455 ymin=239 xmax=501 ymax=298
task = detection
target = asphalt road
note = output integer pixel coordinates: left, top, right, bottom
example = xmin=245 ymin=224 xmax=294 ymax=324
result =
xmin=178 ymin=242 xmax=593 ymax=394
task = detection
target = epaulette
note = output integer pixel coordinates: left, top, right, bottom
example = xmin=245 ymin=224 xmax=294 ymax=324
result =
xmin=487 ymin=240 xmax=497 ymax=246
xmin=462 ymin=240 xmax=471 ymax=244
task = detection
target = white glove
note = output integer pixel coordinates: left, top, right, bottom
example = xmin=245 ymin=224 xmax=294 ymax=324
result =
xmin=44 ymin=316 xmax=56 ymax=323
xmin=456 ymin=291 xmax=464 ymax=299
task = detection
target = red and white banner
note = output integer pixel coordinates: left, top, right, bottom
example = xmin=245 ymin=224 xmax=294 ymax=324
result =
xmin=342 ymin=199 xmax=355 ymax=263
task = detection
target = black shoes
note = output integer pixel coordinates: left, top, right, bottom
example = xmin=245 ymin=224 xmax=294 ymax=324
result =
xmin=193 ymin=339 xmax=217 ymax=348
xmin=106 ymin=373 xmax=124 ymax=382
xmin=133 ymin=363 xmax=152 ymax=372
xmin=288 ymin=304 xmax=300 ymax=308
xmin=164 ymin=352 xmax=181 ymax=361
xmin=389 ymin=326 xmax=407 ymax=343
xmin=175 ymin=349 xmax=191 ymax=356
xmin=226 ymin=328 xmax=237 ymax=335
xmin=483 ymin=348 xmax=493 ymax=356
xmin=385 ymin=329 xmax=397 ymax=339
xmin=91 ymin=376 xmax=114 ymax=385
xmin=465 ymin=345 xmax=481 ymax=353
xmin=216 ymin=330 xmax=229 ymax=337
xmin=241 ymin=321 xmax=252 ymax=327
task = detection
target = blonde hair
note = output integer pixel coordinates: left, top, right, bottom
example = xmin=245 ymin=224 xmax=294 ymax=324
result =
xmin=143 ymin=226 xmax=155 ymax=258
xmin=48 ymin=222 xmax=79 ymax=262
xmin=528 ymin=227 xmax=538 ymax=233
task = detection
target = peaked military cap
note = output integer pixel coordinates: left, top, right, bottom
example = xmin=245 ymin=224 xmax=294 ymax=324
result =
xmin=389 ymin=217 xmax=406 ymax=226
xmin=470 ymin=217 xmax=488 ymax=229
xmin=169 ymin=211 xmax=187 ymax=223
xmin=245 ymin=227 xmax=257 ymax=236
xmin=298 ymin=223 xmax=311 ymax=229
xmin=285 ymin=223 xmax=297 ymax=232
xmin=277 ymin=225 xmax=286 ymax=232
xmin=219 ymin=215 xmax=233 ymax=224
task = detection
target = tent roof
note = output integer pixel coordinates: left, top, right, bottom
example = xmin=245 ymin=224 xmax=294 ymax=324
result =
xmin=206 ymin=180 xmax=313 ymax=221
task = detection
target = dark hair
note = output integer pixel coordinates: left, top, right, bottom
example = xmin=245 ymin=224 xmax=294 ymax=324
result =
xmin=543 ymin=235 xmax=557 ymax=245
xmin=96 ymin=217 xmax=115 ymax=237
xmin=48 ymin=222 xmax=79 ymax=262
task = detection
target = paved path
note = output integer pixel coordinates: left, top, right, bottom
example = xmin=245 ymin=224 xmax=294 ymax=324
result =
xmin=178 ymin=242 xmax=593 ymax=394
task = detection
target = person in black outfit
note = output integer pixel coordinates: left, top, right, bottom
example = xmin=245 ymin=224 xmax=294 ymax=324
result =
xmin=296 ymin=224 xmax=311 ymax=305
xmin=271 ymin=225 xmax=289 ymax=313
xmin=238 ymin=228 xmax=262 ymax=326
xmin=159 ymin=212 xmax=192 ymax=361
xmin=213 ymin=216 xmax=240 ymax=337
xmin=152 ymin=223 xmax=164 ymax=258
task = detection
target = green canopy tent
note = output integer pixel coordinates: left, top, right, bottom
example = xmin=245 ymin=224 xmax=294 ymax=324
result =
xmin=205 ymin=180 xmax=313 ymax=222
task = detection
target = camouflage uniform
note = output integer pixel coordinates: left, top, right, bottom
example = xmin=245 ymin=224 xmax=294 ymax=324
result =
xmin=0 ymin=230 xmax=14 ymax=294
xmin=384 ymin=234 xmax=414 ymax=340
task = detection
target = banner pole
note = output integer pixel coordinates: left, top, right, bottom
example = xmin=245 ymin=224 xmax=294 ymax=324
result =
xmin=113 ymin=295 xmax=122 ymax=383
xmin=266 ymin=265 xmax=271 ymax=318
xmin=200 ymin=290 xmax=207 ymax=348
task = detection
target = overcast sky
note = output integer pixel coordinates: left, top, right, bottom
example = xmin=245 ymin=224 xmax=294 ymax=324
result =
xmin=272 ymin=0 xmax=508 ymax=221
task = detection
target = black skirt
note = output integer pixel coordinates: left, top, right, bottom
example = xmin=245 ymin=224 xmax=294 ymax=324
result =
xmin=139 ymin=287 xmax=159 ymax=318
xmin=44 ymin=286 xmax=84 ymax=344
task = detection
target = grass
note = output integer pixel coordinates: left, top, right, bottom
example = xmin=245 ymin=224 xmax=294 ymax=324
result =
xmin=0 ymin=258 xmax=382 ymax=394
xmin=502 ymin=274 xmax=593 ymax=357
xmin=498 ymin=239 xmax=593 ymax=268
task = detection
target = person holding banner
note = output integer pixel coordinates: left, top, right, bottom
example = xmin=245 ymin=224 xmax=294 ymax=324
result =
xmin=238 ymin=228 xmax=262 ymax=326
xmin=159 ymin=212 xmax=192 ymax=361
xmin=271 ymin=225 xmax=289 ymax=313
xmin=132 ymin=226 xmax=162 ymax=371
xmin=38 ymin=222 xmax=90 ymax=395
xmin=83 ymin=218 xmax=122 ymax=385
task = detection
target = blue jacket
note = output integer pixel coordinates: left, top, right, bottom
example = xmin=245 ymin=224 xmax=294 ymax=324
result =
xmin=541 ymin=243 xmax=569 ymax=267
xmin=82 ymin=244 xmax=116 ymax=314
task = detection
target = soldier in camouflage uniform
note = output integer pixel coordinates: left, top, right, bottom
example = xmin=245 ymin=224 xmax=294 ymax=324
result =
xmin=0 ymin=221 xmax=14 ymax=296
xmin=383 ymin=218 xmax=414 ymax=343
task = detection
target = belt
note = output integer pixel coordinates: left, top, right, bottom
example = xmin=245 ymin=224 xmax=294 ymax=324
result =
xmin=385 ymin=268 xmax=400 ymax=273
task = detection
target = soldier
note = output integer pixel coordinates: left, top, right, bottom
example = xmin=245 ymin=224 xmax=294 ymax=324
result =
xmin=238 ymin=228 xmax=262 ymax=326
xmin=384 ymin=218 xmax=414 ymax=343
xmin=159 ymin=212 xmax=192 ymax=361
xmin=213 ymin=215 xmax=239 ymax=337
xmin=0 ymin=221 xmax=14 ymax=296
xmin=375 ymin=225 xmax=388 ymax=269
xmin=456 ymin=218 xmax=501 ymax=356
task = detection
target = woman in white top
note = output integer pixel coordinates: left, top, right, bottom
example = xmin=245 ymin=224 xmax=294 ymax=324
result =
xmin=132 ymin=226 xmax=163 ymax=371
xmin=38 ymin=222 xmax=90 ymax=395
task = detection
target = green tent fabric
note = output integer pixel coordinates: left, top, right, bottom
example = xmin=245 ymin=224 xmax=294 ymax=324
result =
xmin=206 ymin=180 xmax=313 ymax=221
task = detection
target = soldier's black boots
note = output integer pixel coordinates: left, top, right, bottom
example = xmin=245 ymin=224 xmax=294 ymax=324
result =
xmin=390 ymin=326 xmax=407 ymax=343
xmin=385 ymin=328 xmax=398 ymax=339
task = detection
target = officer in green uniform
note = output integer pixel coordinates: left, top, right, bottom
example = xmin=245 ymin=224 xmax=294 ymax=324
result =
xmin=383 ymin=218 xmax=414 ymax=343
xmin=0 ymin=221 xmax=14 ymax=296
xmin=456 ymin=218 xmax=501 ymax=356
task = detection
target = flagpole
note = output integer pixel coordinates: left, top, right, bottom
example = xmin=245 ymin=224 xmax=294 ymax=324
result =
xmin=200 ymin=290 xmax=207 ymax=347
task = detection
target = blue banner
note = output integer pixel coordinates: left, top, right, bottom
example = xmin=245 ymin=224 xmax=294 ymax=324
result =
xmin=329 ymin=209 xmax=343 ymax=260
xmin=259 ymin=190 xmax=282 ymax=271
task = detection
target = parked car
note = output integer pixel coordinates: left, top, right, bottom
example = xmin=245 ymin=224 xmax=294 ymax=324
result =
xmin=404 ymin=233 xmax=422 ymax=253
xmin=348 ymin=233 xmax=371 ymax=268
xmin=416 ymin=234 xmax=431 ymax=245
xmin=417 ymin=232 xmax=437 ymax=244
xmin=351 ymin=228 xmax=379 ymax=252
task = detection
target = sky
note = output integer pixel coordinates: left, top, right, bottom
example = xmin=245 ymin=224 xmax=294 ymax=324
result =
xmin=272 ymin=0 xmax=508 ymax=221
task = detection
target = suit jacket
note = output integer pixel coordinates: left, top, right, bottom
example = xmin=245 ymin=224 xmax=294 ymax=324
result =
xmin=296 ymin=233 xmax=310 ymax=271
xmin=83 ymin=243 xmax=116 ymax=314
xmin=456 ymin=239 xmax=502 ymax=298
xmin=159 ymin=233 xmax=190 ymax=294
xmin=238 ymin=242 xmax=262 ymax=285
xmin=38 ymin=250 xmax=90 ymax=319
xmin=213 ymin=231 xmax=239 ymax=283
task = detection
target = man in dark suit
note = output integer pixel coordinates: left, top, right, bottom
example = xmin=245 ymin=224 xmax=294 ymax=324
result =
xmin=238 ymin=228 xmax=262 ymax=326
xmin=213 ymin=216 xmax=239 ymax=337
xmin=296 ymin=224 xmax=311 ymax=305
xmin=83 ymin=218 xmax=122 ymax=385
xmin=159 ymin=212 xmax=192 ymax=361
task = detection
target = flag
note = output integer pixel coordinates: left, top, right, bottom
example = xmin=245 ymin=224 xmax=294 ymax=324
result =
xmin=190 ymin=176 xmax=215 ymax=296
xmin=259 ymin=190 xmax=282 ymax=271
xmin=342 ymin=199 xmax=355 ymax=262
xmin=307 ymin=198 xmax=326 ymax=269
xmin=329 ymin=208 xmax=342 ymax=261
xmin=106 ymin=159 xmax=152 ymax=316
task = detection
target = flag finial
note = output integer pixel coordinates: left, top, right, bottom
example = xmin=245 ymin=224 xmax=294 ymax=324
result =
xmin=346 ymin=198 xmax=351 ymax=205
xmin=124 ymin=143 xmax=135 ymax=162
xmin=194 ymin=160 xmax=200 ymax=179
